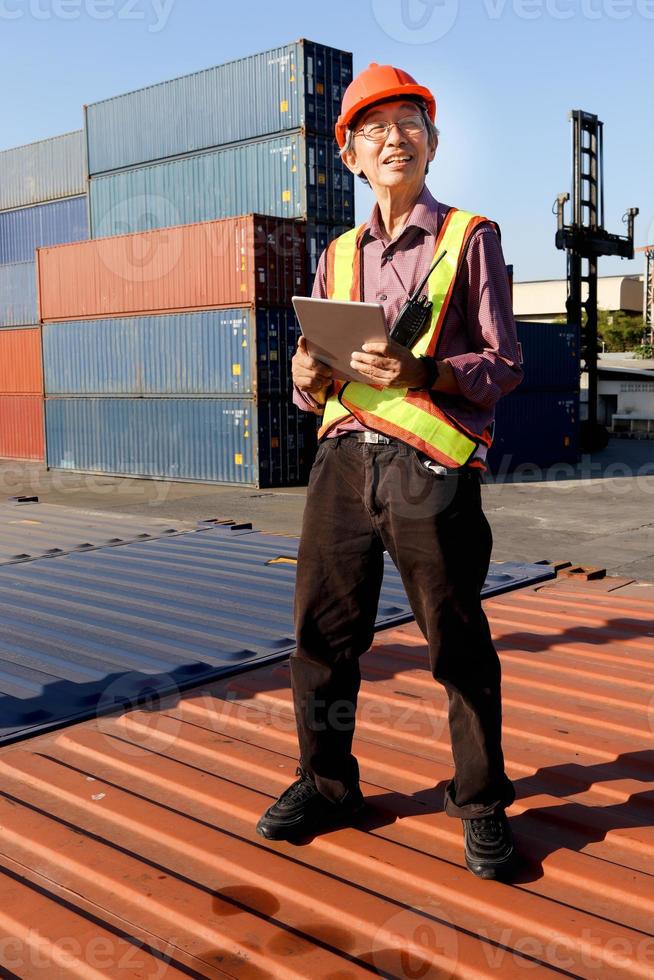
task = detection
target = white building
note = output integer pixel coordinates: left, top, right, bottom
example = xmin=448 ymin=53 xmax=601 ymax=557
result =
xmin=514 ymin=275 xmax=644 ymax=322
xmin=578 ymin=354 xmax=654 ymax=435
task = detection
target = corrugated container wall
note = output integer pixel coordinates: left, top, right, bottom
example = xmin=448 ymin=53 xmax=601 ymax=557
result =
xmin=487 ymin=389 xmax=580 ymax=473
xmin=0 ymin=131 xmax=86 ymax=211
xmin=45 ymin=397 xmax=316 ymax=487
xmin=0 ymin=196 xmax=88 ymax=265
xmin=516 ymin=320 xmax=580 ymax=390
xmin=0 ymin=395 xmax=44 ymax=460
xmin=85 ymin=40 xmax=352 ymax=175
xmin=43 ymin=307 xmax=298 ymax=397
xmin=0 ymin=262 xmax=38 ymax=327
xmin=0 ymin=328 xmax=43 ymax=393
xmin=37 ymin=216 xmax=305 ymax=322
xmin=89 ymin=133 xmax=354 ymax=236
xmin=306 ymin=223 xmax=351 ymax=282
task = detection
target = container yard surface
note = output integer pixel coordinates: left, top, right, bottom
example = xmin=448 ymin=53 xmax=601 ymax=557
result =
xmin=0 ymin=573 xmax=652 ymax=977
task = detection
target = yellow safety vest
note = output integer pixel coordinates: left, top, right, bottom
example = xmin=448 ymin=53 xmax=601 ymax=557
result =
xmin=319 ymin=207 xmax=494 ymax=468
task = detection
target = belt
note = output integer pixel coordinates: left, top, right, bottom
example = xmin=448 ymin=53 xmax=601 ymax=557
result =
xmin=343 ymin=431 xmax=393 ymax=445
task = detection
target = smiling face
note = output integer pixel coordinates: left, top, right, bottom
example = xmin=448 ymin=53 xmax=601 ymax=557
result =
xmin=342 ymin=99 xmax=437 ymax=200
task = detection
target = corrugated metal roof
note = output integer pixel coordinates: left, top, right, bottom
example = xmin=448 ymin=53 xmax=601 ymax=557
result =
xmin=0 ymin=499 xmax=196 ymax=564
xmin=0 ymin=521 xmax=553 ymax=743
xmin=0 ymin=575 xmax=651 ymax=977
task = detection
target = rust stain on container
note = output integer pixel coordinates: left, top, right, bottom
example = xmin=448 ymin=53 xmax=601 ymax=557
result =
xmin=0 ymin=328 xmax=43 ymax=394
xmin=37 ymin=214 xmax=306 ymax=322
xmin=0 ymin=395 xmax=44 ymax=460
xmin=0 ymin=576 xmax=652 ymax=977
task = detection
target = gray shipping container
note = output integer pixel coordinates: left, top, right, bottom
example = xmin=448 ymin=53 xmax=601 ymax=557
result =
xmin=89 ymin=132 xmax=354 ymax=237
xmin=0 ymin=195 xmax=88 ymax=266
xmin=85 ymin=39 xmax=352 ymax=175
xmin=0 ymin=131 xmax=86 ymax=211
xmin=43 ymin=307 xmax=298 ymax=398
xmin=0 ymin=261 xmax=38 ymax=328
xmin=45 ymin=396 xmax=316 ymax=487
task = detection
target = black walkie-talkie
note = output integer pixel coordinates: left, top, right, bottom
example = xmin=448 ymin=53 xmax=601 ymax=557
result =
xmin=389 ymin=249 xmax=447 ymax=348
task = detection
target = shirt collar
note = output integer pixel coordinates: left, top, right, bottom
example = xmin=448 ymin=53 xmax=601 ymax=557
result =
xmin=360 ymin=184 xmax=444 ymax=247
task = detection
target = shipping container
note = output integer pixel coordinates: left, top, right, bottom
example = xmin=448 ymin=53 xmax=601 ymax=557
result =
xmin=43 ymin=307 xmax=299 ymax=397
xmin=0 ymin=131 xmax=86 ymax=211
xmin=85 ymin=40 xmax=352 ymax=175
xmin=306 ymin=223 xmax=351 ymax=286
xmin=89 ymin=132 xmax=354 ymax=237
xmin=516 ymin=320 xmax=580 ymax=390
xmin=487 ymin=389 xmax=580 ymax=474
xmin=37 ymin=215 xmax=305 ymax=322
xmin=0 ymin=327 xmax=43 ymax=394
xmin=45 ymin=396 xmax=316 ymax=487
xmin=0 ymin=196 xmax=88 ymax=265
xmin=0 ymin=395 xmax=44 ymax=460
xmin=0 ymin=261 xmax=38 ymax=328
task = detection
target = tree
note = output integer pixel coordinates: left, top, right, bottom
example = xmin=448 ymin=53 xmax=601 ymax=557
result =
xmin=596 ymin=311 xmax=645 ymax=352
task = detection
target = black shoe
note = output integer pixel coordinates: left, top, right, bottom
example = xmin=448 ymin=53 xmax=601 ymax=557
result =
xmin=256 ymin=766 xmax=365 ymax=841
xmin=463 ymin=811 xmax=516 ymax=880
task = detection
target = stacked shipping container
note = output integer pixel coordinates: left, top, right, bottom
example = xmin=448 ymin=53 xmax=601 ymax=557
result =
xmin=487 ymin=321 xmax=581 ymax=474
xmin=0 ymin=130 xmax=88 ymax=459
xmin=39 ymin=215 xmax=321 ymax=486
xmin=37 ymin=40 xmax=353 ymax=486
xmin=85 ymin=40 xmax=354 ymax=243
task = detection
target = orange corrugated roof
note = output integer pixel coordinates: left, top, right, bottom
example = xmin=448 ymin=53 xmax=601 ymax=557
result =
xmin=0 ymin=576 xmax=652 ymax=978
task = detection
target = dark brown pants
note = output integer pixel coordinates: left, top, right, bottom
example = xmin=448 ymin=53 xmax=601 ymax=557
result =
xmin=290 ymin=435 xmax=516 ymax=818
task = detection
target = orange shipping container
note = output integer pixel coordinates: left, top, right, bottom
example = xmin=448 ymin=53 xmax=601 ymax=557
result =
xmin=0 ymin=395 xmax=44 ymax=460
xmin=37 ymin=215 xmax=306 ymax=322
xmin=0 ymin=328 xmax=43 ymax=394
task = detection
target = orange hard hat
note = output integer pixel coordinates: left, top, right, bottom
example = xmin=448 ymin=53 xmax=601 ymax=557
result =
xmin=335 ymin=63 xmax=436 ymax=148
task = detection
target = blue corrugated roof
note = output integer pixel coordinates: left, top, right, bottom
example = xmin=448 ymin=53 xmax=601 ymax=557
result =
xmin=0 ymin=521 xmax=553 ymax=744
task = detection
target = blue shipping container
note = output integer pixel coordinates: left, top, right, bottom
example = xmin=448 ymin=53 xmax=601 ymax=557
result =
xmin=43 ymin=308 xmax=298 ymax=397
xmin=0 ymin=196 xmax=88 ymax=265
xmin=305 ymin=223 xmax=351 ymax=288
xmin=89 ymin=132 xmax=354 ymax=236
xmin=487 ymin=389 xmax=580 ymax=474
xmin=0 ymin=261 xmax=38 ymax=328
xmin=0 ymin=131 xmax=86 ymax=211
xmin=516 ymin=320 xmax=580 ymax=390
xmin=45 ymin=396 xmax=315 ymax=487
xmin=85 ymin=40 xmax=352 ymax=175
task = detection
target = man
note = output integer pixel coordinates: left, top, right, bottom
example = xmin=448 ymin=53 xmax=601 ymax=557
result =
xmin=256 ymin=63 xmax=523 ymax=880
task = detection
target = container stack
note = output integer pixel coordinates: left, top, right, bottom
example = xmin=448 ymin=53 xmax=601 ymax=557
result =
xmin=84 ymin=41 xmax=353 ymax=248
xmin=40 ymin=215 xmax=317 ymax=486
xmin=487 ymin=321 xmax=581 ymax=474
xmin=37 ymin=39 xmax=353 ymax=486
xmin=0 ymin=130 xmax=88 ymax=460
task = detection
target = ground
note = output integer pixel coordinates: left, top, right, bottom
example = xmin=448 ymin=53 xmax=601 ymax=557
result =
xmin=1 ymin=437 xmax=653 ymax=581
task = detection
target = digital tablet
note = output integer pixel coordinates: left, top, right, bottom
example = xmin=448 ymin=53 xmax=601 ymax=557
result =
xmin=292 ymin=296 xmax=389 ymax=385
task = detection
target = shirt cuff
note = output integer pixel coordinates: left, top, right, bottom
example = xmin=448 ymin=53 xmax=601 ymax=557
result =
xmin=292 ymin=384 xmax=323 ymax=412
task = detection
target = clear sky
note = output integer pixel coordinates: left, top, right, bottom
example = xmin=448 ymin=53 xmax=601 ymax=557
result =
xmin=1 ymin=0 xmax=651 ymax=281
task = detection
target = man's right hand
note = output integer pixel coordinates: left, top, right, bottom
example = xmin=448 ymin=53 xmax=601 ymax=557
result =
xmin=292 ymin=336 xmax=333 ymax=404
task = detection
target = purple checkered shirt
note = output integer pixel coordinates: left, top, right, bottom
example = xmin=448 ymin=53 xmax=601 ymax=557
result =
xmin=293 ymin=185 xmax=523 ymax=468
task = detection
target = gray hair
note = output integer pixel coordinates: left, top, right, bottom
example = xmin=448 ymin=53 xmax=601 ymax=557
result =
xmin=340 ymin=105 xmax=439 ymax=186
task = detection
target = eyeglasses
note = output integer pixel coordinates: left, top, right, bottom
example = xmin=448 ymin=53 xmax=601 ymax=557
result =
xmin=353 ymin=113 xmax=426 ymax=143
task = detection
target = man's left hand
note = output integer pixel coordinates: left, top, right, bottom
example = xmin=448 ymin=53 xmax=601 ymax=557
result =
xmin=350 ymin=340 xmax=428 ymax=389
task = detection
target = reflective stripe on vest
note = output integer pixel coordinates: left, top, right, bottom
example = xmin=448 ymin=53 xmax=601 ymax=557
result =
xmin=319 ymin=208 xmax=492 ymax=467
